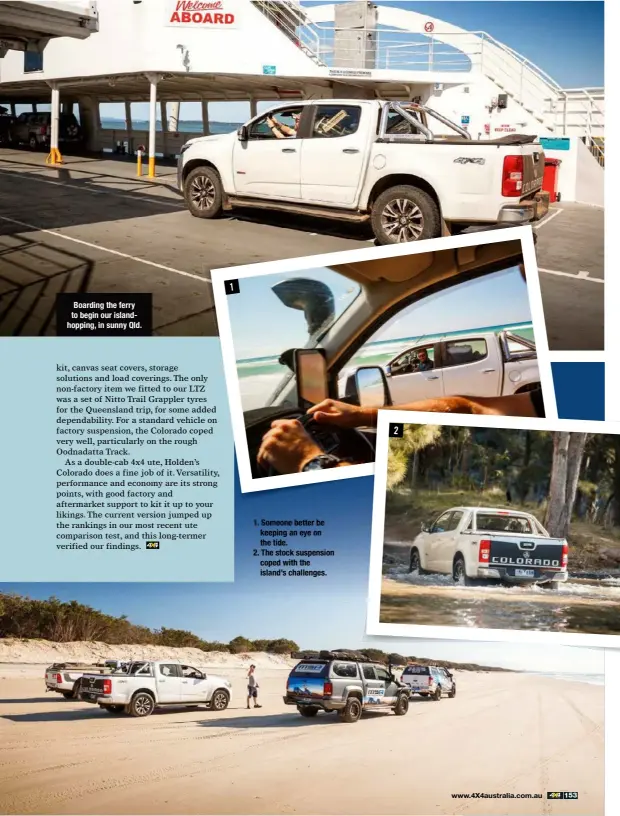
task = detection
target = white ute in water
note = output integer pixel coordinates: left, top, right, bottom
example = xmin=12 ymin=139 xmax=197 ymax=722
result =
xmin=178 ymin=100 xmax=547 ymax=244
xmin=77 ymin=660 xmax=232 ymax=717
xmin=409 ymin=507 xmax=568 ymax=589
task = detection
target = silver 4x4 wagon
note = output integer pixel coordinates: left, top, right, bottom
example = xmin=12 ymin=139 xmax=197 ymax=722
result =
xmin=284 ymin=650 xmax=410 ymax=723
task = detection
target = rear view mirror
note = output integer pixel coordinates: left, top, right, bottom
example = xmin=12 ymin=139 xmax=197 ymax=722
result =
xmin=294 ymin=348 xmax=328 ymax=410
xmin=237 ymin=125 xmax=248 ymax=141
xmin=353 ymin=366 xmax=391 ymax=408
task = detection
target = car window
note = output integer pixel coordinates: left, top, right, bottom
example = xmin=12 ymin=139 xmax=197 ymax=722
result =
xmin=181 ymin=665 xmax=202 ymax=678
xmin=362 ymin=665 xmax=376 ymax=680
xmin=17 ymin=113 xmax=28 ymax=122
xmin=432 ymin=511 xmax=453 ymax=533
xmin=374 ymin=667 xmax=392 ymax=683
xmin=447 ymin=510 xmax=463 ymax=531
xmin=312 ymin=105 xmax=361 ymax=138
xmin=159 ymin=663 xmax=180 ymax=678
xmin=332 ymin=662 xmax=358 ymax=678
xmin=389 ymin=345 xmax=435 ymax=376
xmin=402 ymin=665 xmax=430 ymax=675
xmin=248 ymin=107 xmax=302 ymax=140
xmin=443 ymin=339 xmax=488 ymax=368
xmin=476 ymin=513 xmax=535 ymax=534
xmin=463 ymin=513 xmax=473 ymax=531
xmin=381 ymin=109 xmax=424 ymax=136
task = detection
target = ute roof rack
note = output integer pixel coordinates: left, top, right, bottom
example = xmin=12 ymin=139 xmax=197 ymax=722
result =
xmin=292 ymin=649 xmax=383 ymax=663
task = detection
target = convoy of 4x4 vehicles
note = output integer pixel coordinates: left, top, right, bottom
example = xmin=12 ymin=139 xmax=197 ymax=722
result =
xmin=179 ymin=99 xmax=547 ymax=244
xmin=46 ymin=652 xmax=458 ymax=721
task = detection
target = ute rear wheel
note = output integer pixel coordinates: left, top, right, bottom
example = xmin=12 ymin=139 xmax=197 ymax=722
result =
xmin=129 ymin=692 xmax=155 ymax=717
xmin=209 ymin=689 xmax=230 ymax=711
xmin=339 ymin=696 xmax=362 ymax=723
xmin=185 ymin=166 xmax=223 ymax=219
xmin=452 ymin=555 xmax=475 ymax=586
xmin=393 ymin=694 xmax=409 ymax=716
xmin=61 ymin=691 xmax=74 ymax=700
xmin=298 ymin=706 xmax=319 ymax=718
xmin=448 ymin=685 xmax=457 ymax=699
xmin=432 ymin=686 xmax=443 ymax=701
xmin=371 ymin=185 xmax=440 ymax=245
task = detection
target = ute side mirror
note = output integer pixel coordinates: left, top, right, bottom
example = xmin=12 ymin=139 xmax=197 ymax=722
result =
xmin=350 ymin=366 xmax=392 ymax=409
xmin=237 ymin=125 xmax=248 ymax=141
xmin=421 ymin=522 xmax=431 ymax=533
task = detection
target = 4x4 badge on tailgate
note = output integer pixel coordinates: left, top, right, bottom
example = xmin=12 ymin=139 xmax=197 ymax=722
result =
xmin=454 ymin=157 xmax=485 ymax=165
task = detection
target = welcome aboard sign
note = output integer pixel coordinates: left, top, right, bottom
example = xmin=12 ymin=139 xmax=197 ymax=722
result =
xmin=164 ymin=0 xmax=238 ymax=27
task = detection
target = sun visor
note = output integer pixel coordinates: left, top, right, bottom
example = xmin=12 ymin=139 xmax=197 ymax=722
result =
xmin=331 ymin=252 xmax=436 ymax=284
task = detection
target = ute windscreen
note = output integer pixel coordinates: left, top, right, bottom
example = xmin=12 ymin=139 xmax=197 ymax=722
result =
xmin=402 ymin=665 xmax=430 ymax=675
xmin=475 ymin=513 xmax=534 ymax=534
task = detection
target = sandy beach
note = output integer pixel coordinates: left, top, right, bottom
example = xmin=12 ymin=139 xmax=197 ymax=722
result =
xmin=0 ymin=642 xmax=604 ymax=815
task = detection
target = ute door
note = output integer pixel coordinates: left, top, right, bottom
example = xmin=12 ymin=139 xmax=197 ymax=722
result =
xmin=375 ymin=666 xmax=400 ymax=705
xmin=180 ymin=665 xmax=210 ymax=702
xmin=155 ymin=663 xmax=184 ymax=703
xmin=435 ymin=510 xmax=465 ymax=573
xmin=362 ymin=664 xmax=387 ymax=706
xmin=386 ymin=343 xmax=443 ymax=404
xmin=232 ymin=105 xmax=305 ymax=200
xmin=301 ymin=104 xmax=368 ymax=206
xmin=440 ymin=337 xmax=501 ymax=397
xmin=425 ymin=511 xmax=456 ymax=572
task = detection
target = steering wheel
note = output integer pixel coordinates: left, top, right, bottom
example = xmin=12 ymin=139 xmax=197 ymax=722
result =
xmin=254 ymin=410 xmax=375 ymax=478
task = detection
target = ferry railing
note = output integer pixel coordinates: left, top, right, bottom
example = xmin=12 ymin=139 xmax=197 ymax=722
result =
xmin=252 ymin=0 xmax=325 ymax=66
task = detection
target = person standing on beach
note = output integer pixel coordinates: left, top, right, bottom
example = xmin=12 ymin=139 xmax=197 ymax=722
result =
xmin=247 ymin=665 xmax=261 ymax=709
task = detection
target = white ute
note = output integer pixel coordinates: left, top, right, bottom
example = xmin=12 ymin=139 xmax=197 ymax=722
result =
xmin=45 ymin=659 xmax=125 ymax=699
xmin=409 ymin=507 xmax=568 ymax=589
xmin=178 ymin=100 xmax=547 ymax=244
xmin=77 ymin=660 xmax=232 ymax=717
xmin=343 ymin=330 xmax=538 ymax=404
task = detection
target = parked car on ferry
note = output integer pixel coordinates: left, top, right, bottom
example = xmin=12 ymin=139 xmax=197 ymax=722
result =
xmin=341 ymin=330 xmax=539 ymax=404
xmin=11 ymin=111 xmax=83 ymax=150
xmin=401 ymin=664 xmax=456 ymax=700
xmin=0 ymin=111 xmax=14 ymax=146
xmin=178 ymin=99 xmax=547 ymax=244
xmin=408 ymin=507 xmax=568 ymax=589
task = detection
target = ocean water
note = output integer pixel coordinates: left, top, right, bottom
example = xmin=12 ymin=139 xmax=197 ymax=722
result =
xmin=101 ymin=119 xmax=240 ymax=134
xmin=528 ymin=671 xmax=604 ymax=686
xmin=237 ymin=322 xmax=535 ymax=410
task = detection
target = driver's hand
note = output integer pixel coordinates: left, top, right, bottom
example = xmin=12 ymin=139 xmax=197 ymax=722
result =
xmin=257 ymin=419 xmax=324 ymax=474
xmin=307 ymin=400 xmax=376 ymax=429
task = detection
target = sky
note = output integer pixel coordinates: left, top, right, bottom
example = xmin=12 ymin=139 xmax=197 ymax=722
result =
xmin=91 ymin=1 xmax=603 ymax=122
xmin=0 ymin=472 xmax=604 ymax=676
xmin=227 ymin=266 xmax=531 ymax=361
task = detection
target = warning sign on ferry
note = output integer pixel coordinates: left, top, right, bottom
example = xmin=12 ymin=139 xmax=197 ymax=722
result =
xmin=165 ymin=0 xmax=237 ymax=27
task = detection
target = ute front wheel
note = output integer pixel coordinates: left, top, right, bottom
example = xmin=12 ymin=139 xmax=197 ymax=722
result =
xmin=209 ymin=689 xmax=230 ymax=711
xmin=185 ymin=166 xmax=224 ymax=219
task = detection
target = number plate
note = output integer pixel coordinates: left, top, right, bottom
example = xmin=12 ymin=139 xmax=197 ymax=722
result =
xmin=515 ymin=568 xmax=535 ymax=577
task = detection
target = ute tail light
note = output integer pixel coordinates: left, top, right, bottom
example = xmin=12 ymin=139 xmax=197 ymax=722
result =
xmin=428 ymin=677 xmax=433 ymax=686
xmin=502 ymin=155 xmax=524 ymax=197
xmin=562 ymin=541 xmax=568 ymax=568
xmin=103 ymin=679 xmax=112 ymax=695
xmin=323 ymin=681 xmax=333 ymax=697
xmin=56 ymin=673 xmax=62 ymax=684
xmin=479 ymin=539 xmax=492 ymax=563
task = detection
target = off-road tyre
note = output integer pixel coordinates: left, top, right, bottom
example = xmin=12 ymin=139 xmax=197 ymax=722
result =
xmin=371 ymin=185 xmax=441 ymax=245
